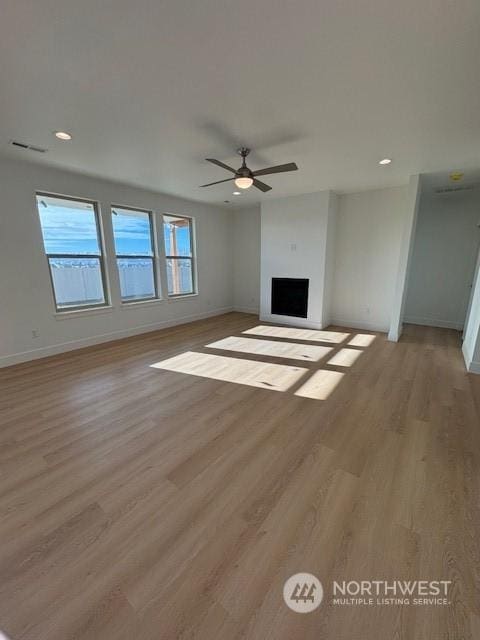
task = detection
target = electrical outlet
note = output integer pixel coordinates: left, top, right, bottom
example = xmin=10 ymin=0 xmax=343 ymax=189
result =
xmin=32 ymin=329 xmax=40 ymax=338
xmin=291 ymin=243 xmax=297 ymax=252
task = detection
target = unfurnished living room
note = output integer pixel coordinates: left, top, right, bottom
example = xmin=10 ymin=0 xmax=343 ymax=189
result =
xmin=1 ymin=2 xmax=480 ymax=639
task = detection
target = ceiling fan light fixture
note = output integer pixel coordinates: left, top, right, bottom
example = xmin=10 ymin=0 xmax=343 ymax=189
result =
xmin=234 ymin=176 xmax=254 ymax=189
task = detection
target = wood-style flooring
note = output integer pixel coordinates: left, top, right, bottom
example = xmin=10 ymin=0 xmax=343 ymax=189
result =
xmin=1 ymin=312 xmax=480 ymax=640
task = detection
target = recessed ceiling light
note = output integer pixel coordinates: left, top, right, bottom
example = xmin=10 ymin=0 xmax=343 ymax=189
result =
xmin=54 ymin=131 xmax=72 ymax=141
xmin=233 ymin=191 xmax=241 ymax=195
xmin=379 ymin=158 xmax=392 ymax=165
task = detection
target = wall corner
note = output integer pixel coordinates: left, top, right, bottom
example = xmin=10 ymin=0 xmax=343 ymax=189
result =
xmin=388 ymin=174 xmax=422 ymax=342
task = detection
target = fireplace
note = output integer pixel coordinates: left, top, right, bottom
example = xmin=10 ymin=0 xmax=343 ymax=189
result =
xmin=271 ymin=278 xmax=309 ymax=318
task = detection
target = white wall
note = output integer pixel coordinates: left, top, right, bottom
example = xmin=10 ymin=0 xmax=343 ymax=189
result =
xmin=232 ymin=205 xmax=261 ymax=314
xmin=322 ymin=193 xmax=338 ymax=327
xmin=0 ymin=156 xmax=233 ymax=366
xmin=260 ymin=191 xmax=336 ymax=329
xmin=331 ymin=186 xmax=409 ymax=332
xmin=404 ymin=190 xmax=480 ymax=330
xmin=387 ymin=175 xmax=421 ymax=341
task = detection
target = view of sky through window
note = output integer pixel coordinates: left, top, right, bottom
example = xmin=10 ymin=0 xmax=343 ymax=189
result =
xmin=163 ymin=219 xmax=191 ymax=256
xmin=36 ymin=194 xmax=107 ymax=309
xmin=37 ymin=197 xmax=101 ymax=255
xmin=38 ymin=197 xmax=191 ymax=257
xmin=111 ymin=208 xmax=153 ymax=256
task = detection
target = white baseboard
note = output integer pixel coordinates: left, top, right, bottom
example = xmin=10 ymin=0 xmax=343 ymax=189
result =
xmin=469 ymin=361 xmax=480 ymax=374
xmin=259 ymin=314 xmax=387 ymax=333
xmin=0 ymin=306 xmax=234 ymax=368
xmin=330 ymin=317 xmax=389 ymax=333
xmin=404 ymin=316 xmax=464 ymax=331
xmin=233 ymin=306 xmax=259 ymax=315
xmin=259 ymin=313 xmax=323 ymax=330
xmin=462 ymin=340 xmax=480 ymax=374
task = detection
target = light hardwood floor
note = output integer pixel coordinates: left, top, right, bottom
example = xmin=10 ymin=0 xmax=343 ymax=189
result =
xmin=1 ymin=312 xmax=479 ymax=639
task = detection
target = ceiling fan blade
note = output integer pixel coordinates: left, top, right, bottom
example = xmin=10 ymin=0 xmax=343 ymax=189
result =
xmin=252 ymin=162 xmax=298 ymax=177
xmin=253 ymin=178 xmax=272 ymax=192
xmin=200 ymin=177 xmax=235 ymax=188
xmin=205 ymin=158 xmax=237 ymax=174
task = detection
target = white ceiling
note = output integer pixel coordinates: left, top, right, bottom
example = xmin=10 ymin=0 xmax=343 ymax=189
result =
xmin=1 ymin=0 xmax=480 ymax=206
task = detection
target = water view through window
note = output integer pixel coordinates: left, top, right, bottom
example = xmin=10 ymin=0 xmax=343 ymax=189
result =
xmin=37 ymin=196 xmax=197 ymax=309
xmin=112 ymin=207 xmax=157 ymax=301
xmin=36 ymin=194 xmax=107 ymax=309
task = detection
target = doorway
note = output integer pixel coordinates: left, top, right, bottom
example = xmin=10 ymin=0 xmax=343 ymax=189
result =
xmin=404 ymin=173 xmax=480 ymax=332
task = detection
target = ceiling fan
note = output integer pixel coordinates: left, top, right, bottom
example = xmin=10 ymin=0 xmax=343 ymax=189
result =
xmin=200 ymin=147 xmax=298 ymax=192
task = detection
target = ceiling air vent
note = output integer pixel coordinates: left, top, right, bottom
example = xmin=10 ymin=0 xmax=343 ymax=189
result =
xmin=10 ymin=140 xmax=48 ymax=153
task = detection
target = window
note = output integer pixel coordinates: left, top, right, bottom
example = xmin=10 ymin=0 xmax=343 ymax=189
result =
xmin=163 ymin=215 xmax=195 ymax=296
xmin=111 ymin=206 xmax=158 ymax=302
xmin=36 ymin=193 xmax=108 ymax=311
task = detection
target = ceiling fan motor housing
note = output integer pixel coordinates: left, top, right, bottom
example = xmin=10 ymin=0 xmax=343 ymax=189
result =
xmin=237 ymin=166 xmax=252 ymax=177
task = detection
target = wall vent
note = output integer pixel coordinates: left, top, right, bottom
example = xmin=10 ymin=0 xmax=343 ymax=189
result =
xmin=10 ymin=140 xmax=48 ymax=153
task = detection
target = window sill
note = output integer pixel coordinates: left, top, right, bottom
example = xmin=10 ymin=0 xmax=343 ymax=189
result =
xmin=54 ymin=305 xmax=114 ymax=320
xmin=167 ymin=293 xmax=199 ymax=301
xmin=121 ymin=298 xmax=165 ymax=309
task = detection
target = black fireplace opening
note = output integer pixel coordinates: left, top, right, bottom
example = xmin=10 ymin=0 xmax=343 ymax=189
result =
xmin=271 ymin=278 xmax=309 ymax=318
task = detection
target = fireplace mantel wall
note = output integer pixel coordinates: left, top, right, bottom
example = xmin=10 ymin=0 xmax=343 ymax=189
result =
xmin=260 ymin=190 xmax=337 ymax=329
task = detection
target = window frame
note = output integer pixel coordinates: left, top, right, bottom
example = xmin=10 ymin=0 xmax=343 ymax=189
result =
xmin=163 ymin=214 xmax=196 ymax=297
xmin=36 ymin=191 xmax=109 ymax=313
xmin=111 ymin=204 xmax=160 ymax=304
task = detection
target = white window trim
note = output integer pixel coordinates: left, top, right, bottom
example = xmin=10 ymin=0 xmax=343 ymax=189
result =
xmin=36 ymin=191 xmax=110 ymax=313
xmin=54 ymin=305 xmax=114 ymax=320
xmin=120 ymin=297 xmax=166 ymax=309
xmin=167 ymin=292 xmax=199 ymax=301
xmin=111 ymin=204 xmax=161 ymax=304
xmin=162 ymin=213 xmax=197 ymax=297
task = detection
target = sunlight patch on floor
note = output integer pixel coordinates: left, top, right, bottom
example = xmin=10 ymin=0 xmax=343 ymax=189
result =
xmin=151 ymin=351 xmax=307 ymax=391
xmin=150 ymin=326 xmax=378 ymax=400
xmin=205 ymin=336 xmax=332 ymax=362
xmin=294 ymin=369 xmax=345 ymax=400
xmin=243 ymin=325 xmax=350 ymax=344
xmin=348 ymin=333 xmax=376 ymax=347
xmin=327 ymin=348 xmax=363 ymax=367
